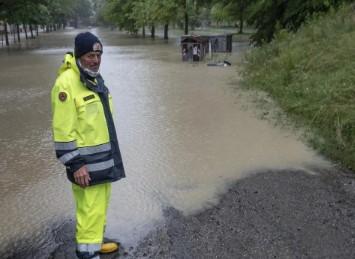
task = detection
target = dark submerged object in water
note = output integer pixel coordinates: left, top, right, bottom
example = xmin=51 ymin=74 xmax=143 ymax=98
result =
xmin=207 ymin=60 xmax=232 ymax=67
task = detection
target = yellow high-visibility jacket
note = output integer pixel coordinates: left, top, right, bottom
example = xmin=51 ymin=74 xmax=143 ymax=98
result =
xmin=51 ymin=53 xmax=125 ymax=185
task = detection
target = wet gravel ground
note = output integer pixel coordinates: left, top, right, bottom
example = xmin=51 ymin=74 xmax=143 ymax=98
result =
xmin=8 ymin=167 xmax=355 ymax=259
xmin=126 ymin=167 xmax=355 ymax=259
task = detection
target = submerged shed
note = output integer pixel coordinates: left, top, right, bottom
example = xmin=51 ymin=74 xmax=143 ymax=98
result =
xmin=181 ymin=35 xmax=209 ymax=62
xmin=209 ymin=34 xmax=233 ymax=53
xmin=180 ymin=34 xmax=233 ymax=62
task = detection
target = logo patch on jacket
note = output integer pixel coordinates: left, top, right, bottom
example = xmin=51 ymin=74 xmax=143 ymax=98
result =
xmin=59 ymin=92 xmax=67 ymax=102
xmin=83 ymin=94 xmax=95 ymax=102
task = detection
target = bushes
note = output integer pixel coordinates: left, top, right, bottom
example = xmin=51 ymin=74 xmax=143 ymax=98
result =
xmin=243 ymin=5 xmax=355 ymax=169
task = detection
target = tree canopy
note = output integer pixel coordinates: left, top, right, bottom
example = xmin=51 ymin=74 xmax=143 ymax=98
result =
xmin=247 ymin=0 xmax=353 ymax=45
xmin=1 ymin=0 xmax=352 ymax=45
xmin=0 ymin=0 xmax=93 ymax=29
xmin=99 ymin=0 xmax=180 ymax=36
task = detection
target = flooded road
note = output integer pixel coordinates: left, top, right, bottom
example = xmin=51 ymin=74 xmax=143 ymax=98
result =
xmin=0 ymin=28 xmax=329 ymax=257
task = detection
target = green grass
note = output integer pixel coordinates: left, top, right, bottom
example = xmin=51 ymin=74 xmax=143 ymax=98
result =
xmin=242 ymin=4 xmax=355 ymax=169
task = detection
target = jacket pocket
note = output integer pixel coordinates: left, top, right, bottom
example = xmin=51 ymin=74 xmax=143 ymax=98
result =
xmin=75 ymin=93 xmax=100 ymax=116
xmin=74 ymin=92 xmax=110 ymax=145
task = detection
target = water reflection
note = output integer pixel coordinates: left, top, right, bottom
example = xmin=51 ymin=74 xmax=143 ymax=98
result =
xmin=0 ymin=28 xmax=329 ymax=256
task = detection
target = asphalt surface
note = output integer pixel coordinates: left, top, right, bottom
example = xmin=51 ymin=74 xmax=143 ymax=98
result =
xmin=8 ymin=166 xmax=355 ymax=258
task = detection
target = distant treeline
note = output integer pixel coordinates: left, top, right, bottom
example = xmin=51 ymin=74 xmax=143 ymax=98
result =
xmin=98 ymin=0 xmax=353 ymax=44
xmin=0 ymin=0 xmax=92 ymax=46
xmin=0 ymin=0 xmax=352 ymax=47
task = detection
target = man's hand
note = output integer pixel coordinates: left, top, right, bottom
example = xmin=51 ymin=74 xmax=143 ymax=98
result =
xmin=73 ymin=165 xmax=91 ymax=188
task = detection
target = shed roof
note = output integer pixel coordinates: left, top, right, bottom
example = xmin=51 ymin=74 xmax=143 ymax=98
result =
xmin=181 ymin=35 xmax=209 ymax=43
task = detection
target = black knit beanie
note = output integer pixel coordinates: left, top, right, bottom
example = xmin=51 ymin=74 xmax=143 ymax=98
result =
xmin=74 ymin=32 xmax=103 ymax=58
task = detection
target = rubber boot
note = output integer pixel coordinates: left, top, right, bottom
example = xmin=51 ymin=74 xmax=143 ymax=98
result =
xmin=100 ymin=241 xmax=119 ymax=254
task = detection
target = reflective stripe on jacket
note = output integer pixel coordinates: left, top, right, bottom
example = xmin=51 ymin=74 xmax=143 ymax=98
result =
xmin=51 ymin=53 xmax=125 ymax=185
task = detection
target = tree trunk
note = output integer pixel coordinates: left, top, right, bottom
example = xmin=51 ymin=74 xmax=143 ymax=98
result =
xmin=16 ymin=24 xmax=21 ymax=42
xmin=142 ymin=25 xmax=145 ymax=38
xmin=12 ymin=25 xmax=16 ymax=43
xmin=164 ymin=23 xmax=169 ymax=40
xmin=74 ymin=17 xmax=78 ymax=29
xmin=23 ymin=24 xmax=28 ymax=39
xmin=36 ymin=25 xmax=39 ymax=36
xmin=184 ymin=0 xmax=189 ymax=35
xmin=239 ymin=9 xmax=244 ymax=34
xmin=184 ymin=12 xmax=189 ymax=34
xmin=29 ymin=24 xmax=34 ymax=38
xmin=150 ymin=24 xmax=155 ymax=39
xmin=4 ymin=23 xmax=9 ymax=46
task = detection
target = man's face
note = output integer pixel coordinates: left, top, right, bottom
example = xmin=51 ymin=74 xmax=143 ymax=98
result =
xmin=79 ymin=51 xmax=102 ymax=72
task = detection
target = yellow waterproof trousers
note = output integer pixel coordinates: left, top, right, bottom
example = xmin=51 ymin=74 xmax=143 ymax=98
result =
xmin=72 ymin=183 xmax=111 ymax=249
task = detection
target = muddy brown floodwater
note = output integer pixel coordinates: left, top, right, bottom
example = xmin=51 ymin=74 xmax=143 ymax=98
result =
xmin=0 ymin=28 xmax=329 ymax=258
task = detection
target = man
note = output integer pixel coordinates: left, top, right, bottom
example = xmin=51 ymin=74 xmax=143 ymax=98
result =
xmin=51 ymin=32 xmax=125 ymax=259
xmin=192 ymin=44 xmax=200 ymax=62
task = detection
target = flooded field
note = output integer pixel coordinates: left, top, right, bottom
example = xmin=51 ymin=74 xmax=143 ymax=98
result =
xmin=0 ymin=28 xmax=329 ymax=257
